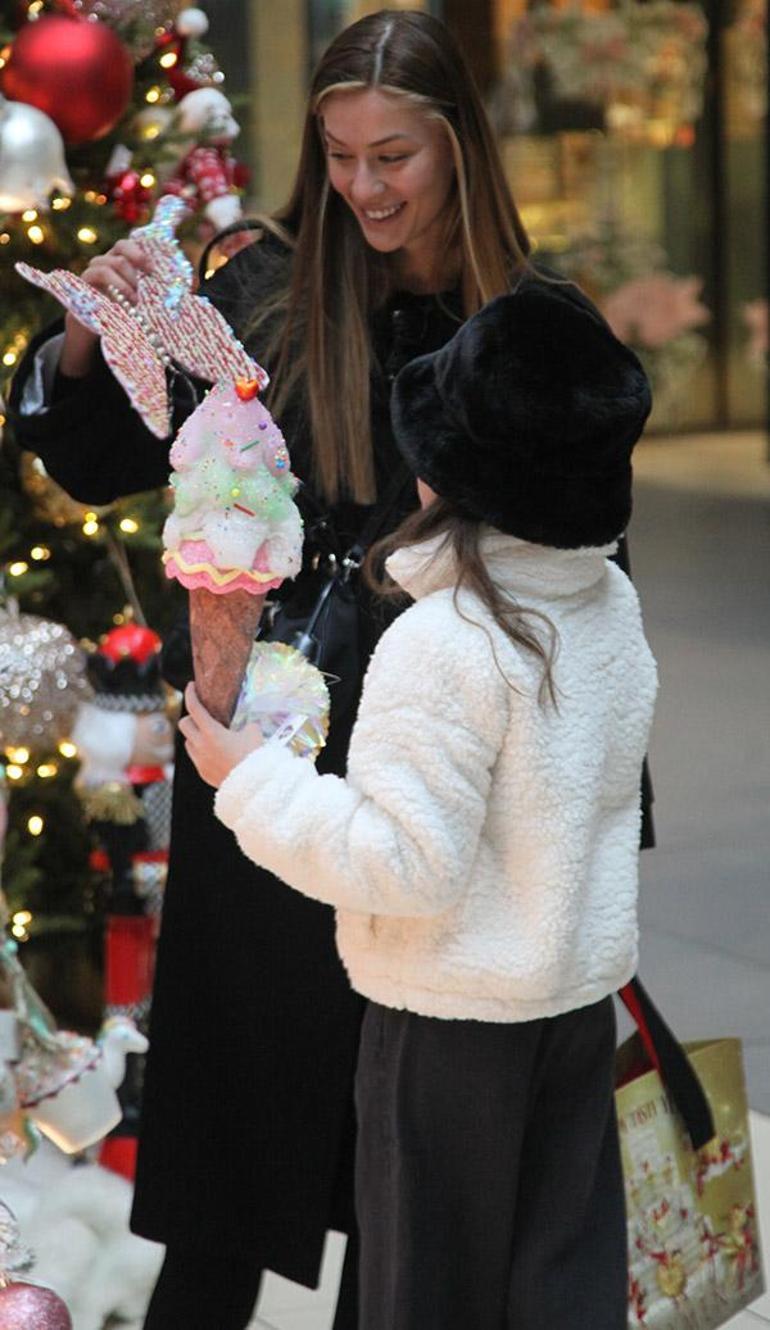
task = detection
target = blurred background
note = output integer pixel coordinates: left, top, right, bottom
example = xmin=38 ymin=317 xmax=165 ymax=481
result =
xmin=219 ymin=0 xmax=767 ymax=435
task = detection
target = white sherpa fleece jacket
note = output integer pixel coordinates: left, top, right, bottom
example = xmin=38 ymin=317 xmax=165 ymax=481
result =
xmin=216 ymin=529 xmax=658 ymax=1023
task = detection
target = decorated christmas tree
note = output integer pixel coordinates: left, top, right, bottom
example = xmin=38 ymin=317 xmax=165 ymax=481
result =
xmin=0 ymin=1 xmax=248 ymax=963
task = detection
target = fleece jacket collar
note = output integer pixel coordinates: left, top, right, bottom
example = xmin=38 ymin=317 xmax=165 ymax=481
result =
xmin=385 ymin=528 xmax=617 ymax=603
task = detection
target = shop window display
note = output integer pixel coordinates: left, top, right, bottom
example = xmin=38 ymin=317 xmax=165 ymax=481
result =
xmin=486 ymin=0 xmax=767 ymax=432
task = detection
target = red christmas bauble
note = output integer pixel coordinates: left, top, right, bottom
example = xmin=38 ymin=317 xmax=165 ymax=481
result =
xmin=1 ymin=15 xmax=134 ymax=145
xmin=0 ymin=1282 xmax=72 ymax=1329
xmin=108 ymin=167 xmax=152 ymax=223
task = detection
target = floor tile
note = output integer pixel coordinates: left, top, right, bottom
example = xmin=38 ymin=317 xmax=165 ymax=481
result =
xmin=253 ymin=1232 xmax=344 ymax=1326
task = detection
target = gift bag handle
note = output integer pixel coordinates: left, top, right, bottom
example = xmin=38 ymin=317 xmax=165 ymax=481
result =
xmin=618 ymin=977 xmax=715 ymax=1150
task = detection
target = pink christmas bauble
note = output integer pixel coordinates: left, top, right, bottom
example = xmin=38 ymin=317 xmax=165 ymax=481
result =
xmin=0 ymin=1282 xmax=72 ymax=1329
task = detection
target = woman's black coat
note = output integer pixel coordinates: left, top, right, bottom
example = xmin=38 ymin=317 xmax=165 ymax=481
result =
xmin=8 ymin=240 xmax=654 ymax=1285
xmin=7 ymin=235 xmax=474 ymax=1285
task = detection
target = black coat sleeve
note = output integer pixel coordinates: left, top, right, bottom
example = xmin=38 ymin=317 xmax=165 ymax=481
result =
xmin=6 ymin=237 xmax=288 ymax=505
xmin=7 ymin=319 xmax=180 ymax=504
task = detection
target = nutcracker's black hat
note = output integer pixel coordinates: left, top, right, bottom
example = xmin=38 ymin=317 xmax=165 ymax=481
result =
xmin=87 ymin=625 xmax=166 ymax=713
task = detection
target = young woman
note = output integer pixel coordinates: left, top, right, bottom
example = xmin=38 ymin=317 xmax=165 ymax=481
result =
xmin=8 ymin=9 xmax=650 ymax=1327
xmin=181 ymin=282 xmax=658 ymax=1330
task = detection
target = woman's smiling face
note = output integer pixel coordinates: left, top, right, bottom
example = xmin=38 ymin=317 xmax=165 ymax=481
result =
xmin=320 ymin=87 xmax=456 ymax=284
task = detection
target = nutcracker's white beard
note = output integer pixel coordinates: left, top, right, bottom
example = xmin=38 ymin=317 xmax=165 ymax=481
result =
xmin=71 ymin=704 xmax=137 ymax=787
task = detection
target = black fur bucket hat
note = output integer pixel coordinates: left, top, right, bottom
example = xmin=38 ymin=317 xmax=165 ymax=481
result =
xmin=391 ymin=278 xmax=652 ymax=549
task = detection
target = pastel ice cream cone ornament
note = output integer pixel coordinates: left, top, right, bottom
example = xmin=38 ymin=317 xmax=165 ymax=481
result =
xmin=163 ymin=375 xmax=303 ymax=724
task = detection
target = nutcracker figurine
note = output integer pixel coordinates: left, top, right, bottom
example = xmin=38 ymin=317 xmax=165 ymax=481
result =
xmin=71 ymin=626 xmax=174 ymax=1175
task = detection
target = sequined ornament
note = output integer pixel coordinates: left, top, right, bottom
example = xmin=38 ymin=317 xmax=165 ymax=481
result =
xmin=0 ymin=1282 xmax=73 ymax=1329
xmin=16 ymin=196 xmax=267 ymax=439
xmin=19 ymin=453 xmax=112 ymax=527
xmin=232 ymin=643 xmax=330 ymax=762
xmin=0 ymin=606 xmax=91 ymax=753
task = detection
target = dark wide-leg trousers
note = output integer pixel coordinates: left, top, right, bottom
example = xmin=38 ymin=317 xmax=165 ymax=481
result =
xmin=355 ymin=995 xmax=626 ymax=1330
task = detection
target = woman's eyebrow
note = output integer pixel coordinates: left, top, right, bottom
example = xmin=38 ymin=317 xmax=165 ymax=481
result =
xmin=324 ymin=130 xmax=418 ymax=147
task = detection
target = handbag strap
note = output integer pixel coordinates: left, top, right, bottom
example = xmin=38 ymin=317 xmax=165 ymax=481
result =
xmin=345 ymin=464 xmax=415 ymax=569
xmin=298 ymin=463 xmax=415 ymax=574
xmin=619 ymin=977 xmax=715 ymax=1150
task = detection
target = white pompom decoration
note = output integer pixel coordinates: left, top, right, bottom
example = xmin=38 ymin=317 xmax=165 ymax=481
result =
xmin=176 ymin=7 xmax=209 ymax=37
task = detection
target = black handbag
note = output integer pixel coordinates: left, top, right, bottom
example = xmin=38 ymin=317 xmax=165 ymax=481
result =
xmin=258 ymin=467 xmax=415 ymax=724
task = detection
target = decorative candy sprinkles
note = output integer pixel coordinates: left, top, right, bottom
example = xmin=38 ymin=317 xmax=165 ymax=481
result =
xmin=163 ymin=379 xmax=303 ymax=596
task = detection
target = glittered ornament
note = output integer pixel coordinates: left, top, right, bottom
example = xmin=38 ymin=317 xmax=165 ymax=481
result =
xmin=1 ymin=14 xmax=134 ymax=145
xmin=19 ymin=453 xmax=112 ymax=527
xmin=232 ymin=643 xmax=330 ymax=761
xmin=0 ymin=96 xmax=74 ymax=213
xmin=0 ymin=605 xmax=91 ymax=754
xmin=17 ymin=196 xmax=266 ymax=440
xmin=0 ymin=1282 xmax=73 ymax=1329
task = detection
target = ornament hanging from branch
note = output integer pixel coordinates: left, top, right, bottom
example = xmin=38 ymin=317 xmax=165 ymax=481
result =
xmin=0 ymin=1201 xmax=71 ymax=1330
xmin=0 ymin=11 xmax=134 ymax=144
xmin=0 ymin=603 xmax=91 ymax=755
xmin=0 ymin=96 xmax=74 ymax=214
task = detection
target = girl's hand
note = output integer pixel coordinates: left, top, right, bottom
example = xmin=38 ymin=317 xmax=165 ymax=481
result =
xmin=179 ymin=683 xmax=264 ymax=789
xmin=60 ymin=238 xmax=154 ymax=377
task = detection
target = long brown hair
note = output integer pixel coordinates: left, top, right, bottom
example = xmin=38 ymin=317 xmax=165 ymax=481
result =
xmin=244 ymin=10 xmax=531 ymax=505
xmin=366 ymin=501 xmax=560 ymax=708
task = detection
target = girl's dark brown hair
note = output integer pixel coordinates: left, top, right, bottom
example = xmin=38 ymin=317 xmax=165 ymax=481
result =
xmin=366 ymin=501 xmax=560 ymax=708
xmin=243 ymin=9 xmax=531 ymax=505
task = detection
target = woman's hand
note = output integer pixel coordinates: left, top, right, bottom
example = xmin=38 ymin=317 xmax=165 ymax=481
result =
xmin=60 ymin=238 xmax=154 ymax=377
xmin=179 ymin=683 xmax=264 ymax=789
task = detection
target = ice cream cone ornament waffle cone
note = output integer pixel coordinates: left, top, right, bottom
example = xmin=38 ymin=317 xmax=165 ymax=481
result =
xmin=163 ymin=376 xmax=304 ymax=724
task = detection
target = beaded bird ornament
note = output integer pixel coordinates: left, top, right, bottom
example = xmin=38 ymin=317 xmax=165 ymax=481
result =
xmin=16 ymin=196 xmax=267 ymax=438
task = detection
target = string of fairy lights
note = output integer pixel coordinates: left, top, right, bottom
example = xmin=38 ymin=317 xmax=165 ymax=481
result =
xmin=0 ymin=500 xmax=149 ymax=939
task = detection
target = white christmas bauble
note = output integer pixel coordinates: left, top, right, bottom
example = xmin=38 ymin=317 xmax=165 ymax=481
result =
xmin=176 ymin=6 xmax=209 ymax=37
xmin=0 ymin=97 xmax=74 ymax=213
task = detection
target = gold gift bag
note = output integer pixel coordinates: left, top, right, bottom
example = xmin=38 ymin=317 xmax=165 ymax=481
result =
xmin=617 ymin=1033 xmax=765 ymax=1328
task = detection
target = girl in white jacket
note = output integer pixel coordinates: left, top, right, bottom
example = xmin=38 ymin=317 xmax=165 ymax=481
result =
xmin=181 ymin=280 xmax=658 ymax=1329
